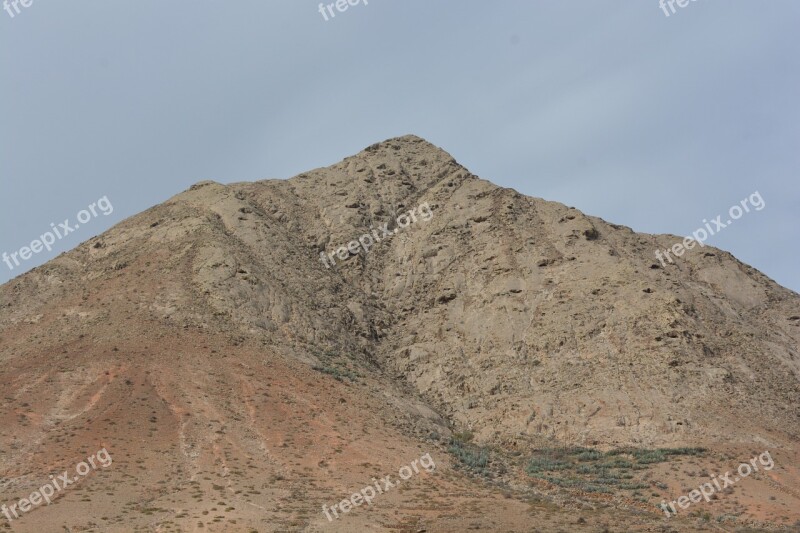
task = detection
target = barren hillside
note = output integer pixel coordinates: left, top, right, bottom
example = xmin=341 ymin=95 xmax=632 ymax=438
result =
xmin=1 ymin=135 xmax=798 ymax=532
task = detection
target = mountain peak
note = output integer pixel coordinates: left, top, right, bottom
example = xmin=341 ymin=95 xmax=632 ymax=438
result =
xmin=1 ymin=137 xmax=798 ymax=530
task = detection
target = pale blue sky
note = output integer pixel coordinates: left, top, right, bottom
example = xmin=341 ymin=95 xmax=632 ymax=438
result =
xmin=1 ymin=1 xmax=798 ymax=291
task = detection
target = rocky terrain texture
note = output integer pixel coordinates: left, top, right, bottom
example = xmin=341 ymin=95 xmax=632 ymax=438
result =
xmin=0 ymin=135 xmax=798 ymax=531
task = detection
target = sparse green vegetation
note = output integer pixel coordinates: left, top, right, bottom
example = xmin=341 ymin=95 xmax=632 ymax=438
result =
xmin=524 ymin=446 xmax=706 ymax=498
xmin=526 ymin=457 xmax=570 ymax=474
xmin=575 ymin=450 xmax=603 ymax=461
xmin=309 ymin=345 xmax=364 ymax=383
xmin=311 ymin=364 xmax=360 ymax=382
xmin=448 ymin=431 xmax=490 ymax=472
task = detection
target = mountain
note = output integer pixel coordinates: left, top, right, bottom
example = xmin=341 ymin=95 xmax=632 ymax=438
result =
xmin=1 ymin=135 xmax=798 ymax=532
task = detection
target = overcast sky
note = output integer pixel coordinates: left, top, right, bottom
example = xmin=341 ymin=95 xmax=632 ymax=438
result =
xmin=1 ymin=1 xmax=798 ymax=292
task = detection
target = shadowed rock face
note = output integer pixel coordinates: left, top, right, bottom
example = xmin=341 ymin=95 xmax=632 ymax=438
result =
xmin=1 ymin=135 xmax=798 ymax=531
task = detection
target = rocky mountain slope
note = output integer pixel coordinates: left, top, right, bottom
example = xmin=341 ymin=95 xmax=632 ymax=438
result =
xmin=1 ymin=135 xmax=798 ymax=531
